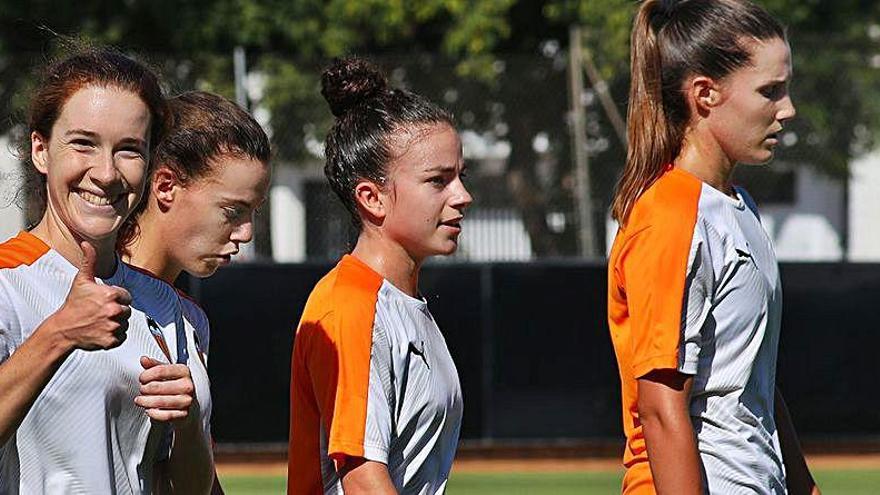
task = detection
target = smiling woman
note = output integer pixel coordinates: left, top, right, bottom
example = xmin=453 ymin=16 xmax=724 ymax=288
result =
xmin=0 ymin=47 xmax=214 ymax=494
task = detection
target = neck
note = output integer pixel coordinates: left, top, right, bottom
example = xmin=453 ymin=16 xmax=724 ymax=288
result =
xmin=30 ymin=210 xmax=117 ymax=278
xmin=123 ymin=210 xmax=181 ymax=284
xmin=674 ymin=129 xmax=737 ymax=195
xmin=351 ymin=228 xmax=421 ymax=297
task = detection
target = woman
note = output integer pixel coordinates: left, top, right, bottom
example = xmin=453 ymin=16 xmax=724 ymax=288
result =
xmin=119 ymin=90 xmax=272 ymax=286
xmin=288 ymin=58 xmax=471 ymax=494
xmin=607 ymin=1 xmax=819 ymax=494
xmin=117 ymin=90 xmax=271 ymax=494
xmin=0 ymin=48 xmax=213 ymax=493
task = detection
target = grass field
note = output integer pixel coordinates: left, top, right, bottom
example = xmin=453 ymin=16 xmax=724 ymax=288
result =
xmin=218 ymin=466 xmax=880 ymax=494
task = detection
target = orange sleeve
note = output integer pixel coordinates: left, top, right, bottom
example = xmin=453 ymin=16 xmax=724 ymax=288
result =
xmin=618 ymin=178 xmax=701 ymax=380
xmin=303 ymin=263 xmax=383 ymax=461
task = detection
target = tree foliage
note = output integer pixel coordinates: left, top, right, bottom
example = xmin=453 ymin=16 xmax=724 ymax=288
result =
xmin=2 ymin=0 xmax=877 ymax=256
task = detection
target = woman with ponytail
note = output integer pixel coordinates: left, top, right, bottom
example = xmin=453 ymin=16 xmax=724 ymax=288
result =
xmin=288 ymin=58 xmax=471 ymax=494
xmin=607 ymin=1 xmax=819 ymax=493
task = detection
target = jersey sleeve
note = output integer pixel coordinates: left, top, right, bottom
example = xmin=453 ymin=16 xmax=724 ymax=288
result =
xmin=678 ymin=219 xmax=715 ymax=375
xmin=618 ymin=221 xmax=699 ymax=379
xmin=305 ymin=306 xmax=392 ymax=465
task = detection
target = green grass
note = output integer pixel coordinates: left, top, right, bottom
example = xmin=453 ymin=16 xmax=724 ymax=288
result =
xmin=219 ymin=468 xmax=880 ymax=494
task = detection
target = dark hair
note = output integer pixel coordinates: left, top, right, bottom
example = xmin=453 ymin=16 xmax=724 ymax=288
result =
xmin=18 ymin=45 xmax=167 ymax=219
xmin=117 ymin=90 xmax=271 ymax=250
xmin=611 ymin=0 xmax=786 ymax=223
xmin=321 ymin=57 xmax=454 ymax=229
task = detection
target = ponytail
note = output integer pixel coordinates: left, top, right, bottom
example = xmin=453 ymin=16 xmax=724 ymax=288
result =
xmin=611 ymin=0 xmax=680 ymax=224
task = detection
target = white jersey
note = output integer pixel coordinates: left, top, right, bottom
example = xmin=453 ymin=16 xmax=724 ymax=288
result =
xmin=609 ymin=167 xmax=786 ymax=494
xmin=682 ymin=182 xmax=786 ymax=494
xmin=0 ymin=231 xmax=212 ymax=494
xmin=290 ymin=254 xmax=463 ymax=495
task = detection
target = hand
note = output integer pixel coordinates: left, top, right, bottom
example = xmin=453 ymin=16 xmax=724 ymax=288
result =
xmin=49 ymin=242 xmax=132 ymax=350
xmin=135 ymin=356 xmax=195 ymax=422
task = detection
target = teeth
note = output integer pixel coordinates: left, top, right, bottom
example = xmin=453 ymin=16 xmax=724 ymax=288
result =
xmin=78 ymin=190 xmax=114 ymax=206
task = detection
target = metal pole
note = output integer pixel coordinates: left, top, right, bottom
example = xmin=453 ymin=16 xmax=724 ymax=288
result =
xmin=568 ymin=26 xmax=596 ymax=258
xmin=233 ymin=46 xmax=256 ymax=260
xmin=233 ymin=46 xmax=248 ymax=110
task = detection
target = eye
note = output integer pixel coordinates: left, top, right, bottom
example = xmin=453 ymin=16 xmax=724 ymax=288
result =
xmin=222 ymin=206 xmax=244 ymax=220
xmin=428 ymin=176 xmax=447 ymax=187
xmin=759 ymin=83 xmax=785 ymax=100
xmin=117 ymin=147 xmax=145 ymax=160
xmin=70 ymin=138 xmax=95 ymax=150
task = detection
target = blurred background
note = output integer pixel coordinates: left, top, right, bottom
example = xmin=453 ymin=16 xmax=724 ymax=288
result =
xmin=1 ymin=1 xmax=879 ymax=493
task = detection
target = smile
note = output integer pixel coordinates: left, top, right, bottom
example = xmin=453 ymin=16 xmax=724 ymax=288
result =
xmin=75 ymin=189 xmax=124 ymax=208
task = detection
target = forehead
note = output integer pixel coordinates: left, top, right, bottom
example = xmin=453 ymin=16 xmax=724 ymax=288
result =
xmin=53 ymin=85 xmax=151 ymax=136
xmin=740 ymin=37 xmax=792 ymax=80
xmin=197 ymin=154 xmax=271 ymax=196
xmin=387 ymin=123 xmax=461 ymax=171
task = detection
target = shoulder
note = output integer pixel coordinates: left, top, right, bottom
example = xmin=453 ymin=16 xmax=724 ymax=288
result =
xmin=619 ymin=168 xmax=704 ymax=249
xmin=177 ymin=289 xmax=211 ymax=350
xmin=0 ymin=231 xmax=51 ymax=270
xmin=298 ymin=255 xmax=384 ymax=343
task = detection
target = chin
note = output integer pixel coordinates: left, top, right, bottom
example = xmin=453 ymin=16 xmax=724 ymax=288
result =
xmin=189 ymin=263 xmax=218 ymax=278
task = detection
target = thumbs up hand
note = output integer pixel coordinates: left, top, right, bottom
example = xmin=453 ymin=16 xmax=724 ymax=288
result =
xmin=48 ymin=242 xmax=132 ymax=350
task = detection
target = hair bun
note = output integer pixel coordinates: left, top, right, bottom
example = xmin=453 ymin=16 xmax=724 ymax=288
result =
xmin=321 ymin=58 xmax=389 ymax=117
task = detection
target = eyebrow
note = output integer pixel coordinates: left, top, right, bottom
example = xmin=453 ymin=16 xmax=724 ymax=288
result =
xmin=220 ymin=197 xmax=256 ymax=209
xmin=64 ymin=129 xmax=99 ymax=139
xmin=423 ymin=163 xmax=464 ymax=174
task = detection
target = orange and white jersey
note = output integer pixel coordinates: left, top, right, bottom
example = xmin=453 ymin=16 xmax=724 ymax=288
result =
xmin=289 ymin=255 xmax=463 ymax=495
xmin=608 ymin=167 xmax=785 ymax=494
xmin=0 ymin=231 xmax=212 ymax=494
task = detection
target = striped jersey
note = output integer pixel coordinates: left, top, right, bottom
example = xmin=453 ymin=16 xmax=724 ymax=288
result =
xmin=289 ymin=255 xmax=463 ymax=494
xmin=608 ymin=167 xmax=786 ymax=494
xmin=0 ymin=231 xmax=212 ymax=494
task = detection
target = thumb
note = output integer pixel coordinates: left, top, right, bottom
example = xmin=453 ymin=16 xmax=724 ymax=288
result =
xmin=140 ymin=355 xmax=162 ymax=370
xmin=77 ymin=241 xmax=97 ymax=281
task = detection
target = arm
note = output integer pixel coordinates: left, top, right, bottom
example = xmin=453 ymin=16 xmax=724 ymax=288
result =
xmin=339 ymin=457 xmax=397 ymax=494
xmin=0 ymin=242 xmax=130 ymax=443
xmin=0 ymin=319 xmax=72 ymax=444
xmin=638 ymin=369 xmax=703 ymax=495
xmin=135 ymin=357 xmax=213 ymax=494
xmin=775 ymin=388 xmax=820 ymax=495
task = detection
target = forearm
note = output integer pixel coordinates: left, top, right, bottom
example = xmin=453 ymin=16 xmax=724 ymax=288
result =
xmin=0 ymin=319 xmax=71 ymax=444
xmin=340 ymin=458 xmax=398 ymax=494
xmin=642 ymin=411 xmax=703 ymax=494
xmin=638 ymin=370 xmax=702 ymax=495
xmin=775 ymin=388 xmax=820 ymax=495
xmin=167 ymin=403 xmax=214 ymax=494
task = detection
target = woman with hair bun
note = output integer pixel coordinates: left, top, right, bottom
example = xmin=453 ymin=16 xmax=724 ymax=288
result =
xmin=289 ymin=58 xmax=471 ymax=494
xmin=607 ymin=1 xmax=818 ymax=494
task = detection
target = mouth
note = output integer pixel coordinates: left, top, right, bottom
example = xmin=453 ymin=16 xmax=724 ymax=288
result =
xmin=75 ymin=189 xmax=125 ymax=209
xmin=439 ymin=217 xmax=463 ymax=231
xmin=217 ymin=251 xmax=238 ymax=263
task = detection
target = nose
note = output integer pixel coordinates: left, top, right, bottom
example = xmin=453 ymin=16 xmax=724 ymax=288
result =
xmin=778 ymin=94 xmax=796 ymax=122
xmin=230 ymin=218 xmax=254 ymax=245
xmin=90 ymin=151 xmax=120 ymax=188
xmin=451 ymin=177 xmax=473 ymax=210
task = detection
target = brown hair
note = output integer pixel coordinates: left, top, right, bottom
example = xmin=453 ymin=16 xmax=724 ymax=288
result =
xmin=611 ymin=0 xmax=785 ymax=224
xmin=321 ymin=57 xmax=454 ymax=229
xmin=117 ymin=90 xmax=271 ymax=250
xmin=19 ymin=45 xmax=167 ymax=215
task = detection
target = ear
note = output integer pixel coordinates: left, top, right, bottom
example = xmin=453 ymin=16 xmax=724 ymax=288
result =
xmin=353 ymin=179 xmax=386 ymax=222
xmin=689 ymin=75 xmax=723 ymax=115
xmin=31 ymin=131 xmax=49 ymax=175
xmin=151 ymin=167 xmax=182 ymax=209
